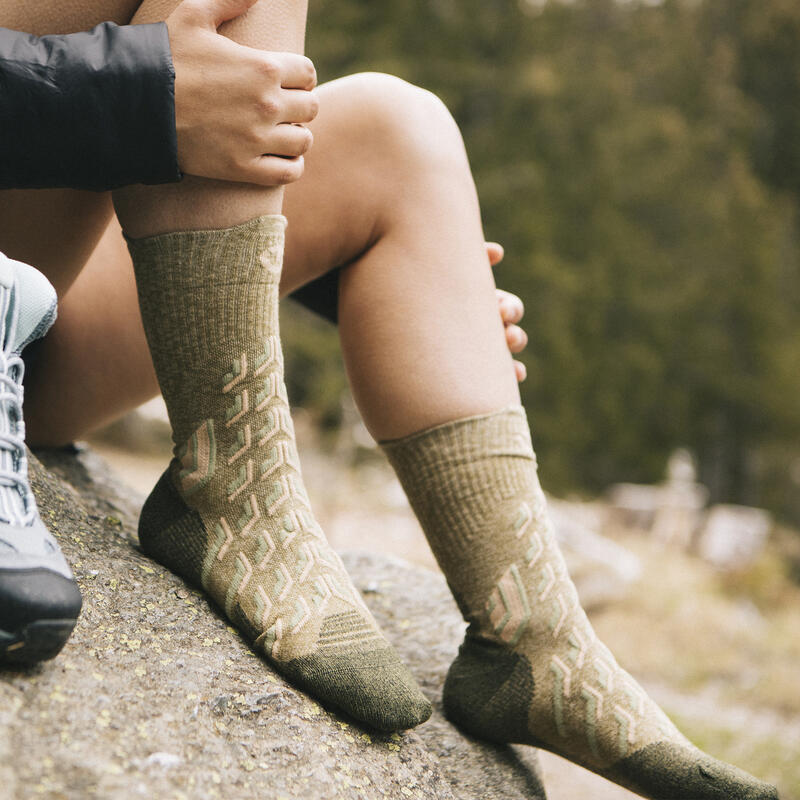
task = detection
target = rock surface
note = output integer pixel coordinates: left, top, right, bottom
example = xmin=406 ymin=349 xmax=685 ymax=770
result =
xmin=0 ymin=447 xmax=547 ymax=800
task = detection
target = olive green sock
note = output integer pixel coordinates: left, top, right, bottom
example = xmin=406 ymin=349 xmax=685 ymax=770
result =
xmin=382 ymin=407 xmax=778 ymax=798
xmin=126 ymin=215 xmax=430 ymax=731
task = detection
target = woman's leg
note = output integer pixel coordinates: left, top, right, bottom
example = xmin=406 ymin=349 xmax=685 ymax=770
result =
xmin=109 ymin=0 xmax=431 ymax=732
xmin=0 ymin=191 xmax=115 ymax=298
xmin=286 ymin=74 xmax=520 ymax=440
xmin=318 ymin=80 xmax=774 ymax=798
xmin=0 ymin=0 xmax=140 ymax=35
xmin=23 ymin=219 xmax=158 ymax=445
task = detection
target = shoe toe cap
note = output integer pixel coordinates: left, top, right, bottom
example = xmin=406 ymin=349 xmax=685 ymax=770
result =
xmin=0 ymin=567 xmax=82 ymax=633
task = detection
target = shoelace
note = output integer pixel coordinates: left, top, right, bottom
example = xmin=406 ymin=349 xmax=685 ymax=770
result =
xmin=0 ymin=350 xmax=35 ymax=526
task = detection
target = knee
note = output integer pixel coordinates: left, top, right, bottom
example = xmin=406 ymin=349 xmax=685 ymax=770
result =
xmin=335 ymin=73 xmax=468 ymax=175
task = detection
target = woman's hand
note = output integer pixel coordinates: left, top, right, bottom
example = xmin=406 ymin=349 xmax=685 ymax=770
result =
xmin=167 ymin=0 xmax=319 ymax=185
xmin=487 ymin=242 xmax=528 ymax=382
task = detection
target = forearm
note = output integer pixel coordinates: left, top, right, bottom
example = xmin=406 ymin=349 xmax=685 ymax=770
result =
xmin=0 ymin=22 xmax=180 ymax=191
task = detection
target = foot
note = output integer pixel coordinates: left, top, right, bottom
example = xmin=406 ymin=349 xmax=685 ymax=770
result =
xmin=444 ymin=638 xmax=778 ymax=799
xmin=383 ymin=407 xmax=778 ymax=799
xmin=0 ymin=254 xmax=82 ymax=666
xmin=128 ymin=217 xmax=431 ymax=731
xmin=140 ymin=459 xmax=433 ymax=732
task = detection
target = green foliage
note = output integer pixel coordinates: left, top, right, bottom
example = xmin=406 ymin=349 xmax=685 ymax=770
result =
xmin=282 ymin=0 xmax=800 ymax=522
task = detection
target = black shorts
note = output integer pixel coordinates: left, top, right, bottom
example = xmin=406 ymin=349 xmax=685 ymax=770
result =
xmin=289 ymin=268 xmax=340 ymax=324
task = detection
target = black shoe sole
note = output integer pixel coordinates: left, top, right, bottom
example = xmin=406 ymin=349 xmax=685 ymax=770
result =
xmin=0 ymin=619 xmax=77 ymax=666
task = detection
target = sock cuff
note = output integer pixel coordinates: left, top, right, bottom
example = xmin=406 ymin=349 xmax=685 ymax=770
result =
xmin=380 ymin=407 xmax=540 ymax=550
xmin=124 ymin=213 xmax=287 ymax=247
xmin=125 ymin=214 xmax=287 ymax=289
xmin=380 ymin=405 xmax=536 ymax=472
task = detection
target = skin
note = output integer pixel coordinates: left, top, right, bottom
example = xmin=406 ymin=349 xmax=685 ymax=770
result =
xmin=167 ymin=0 xmax=319 ymax=186
xmin=0 ymin=0 xmax=525 ymax=446
xmin=489 ymin=243 xmax=529 ymax=383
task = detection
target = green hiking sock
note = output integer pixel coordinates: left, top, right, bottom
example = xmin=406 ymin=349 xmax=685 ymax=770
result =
xmin=382 ymin=407 xmax=778 ymax=798
xmin=126 ymin=215 xmax=430 ymax=731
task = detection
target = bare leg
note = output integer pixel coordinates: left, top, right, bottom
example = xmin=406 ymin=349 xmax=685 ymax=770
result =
xmin=0 ymin=190 xmax=115 ymax=299
xmin=23 ymin=220 xmax=158 ymax=444
xmin=329 ymin=76 xmax=519 ymax=439
xmin=0 ymin=0 xmax=140 ymax=34
xmin=26 ymin=73 xmax=517 ymax=443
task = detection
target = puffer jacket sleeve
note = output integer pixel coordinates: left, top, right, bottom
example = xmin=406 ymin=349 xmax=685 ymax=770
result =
xmin=0 ymin=22 xmax=181 ymax=191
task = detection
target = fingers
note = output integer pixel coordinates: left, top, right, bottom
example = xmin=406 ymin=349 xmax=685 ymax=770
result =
xmin=486 ymin=242 xmax=527 ymax=383
xmin=255 ymin=54 xmax=318 ymax=125
xmin=264 ymin=124 xmax=314 ymax=158
xmin=244 ymin=154 xmax=305 ymax=186
xmin=280 ymin=88 xmax=320 ymax=124
xmin=486 ymin=241 xmax=504 ymax=267
xmin=505 ymin=324 xmax=528 ymax=354
xmin=496 ymin=288 xmax=524 ymax=325
xmin=265 ymin=52 xmax=318 ymax=90
xmin=486 ymin=242 xmax=528 ymax=383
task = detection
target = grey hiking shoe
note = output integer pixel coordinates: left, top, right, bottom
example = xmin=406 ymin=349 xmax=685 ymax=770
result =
xmin=0 ymin=252 xmax=81 ymax=666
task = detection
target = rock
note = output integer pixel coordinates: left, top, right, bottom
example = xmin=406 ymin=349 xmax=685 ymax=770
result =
xmin=607 ymin=483 xmax=666 ymax=528
xmin=697 ymin=504 xmax=772 ymax=571
xmin=143 ymin=752 xmax=183 ymax=769
xmin=0 ymin=447 xmax=547 ymax=800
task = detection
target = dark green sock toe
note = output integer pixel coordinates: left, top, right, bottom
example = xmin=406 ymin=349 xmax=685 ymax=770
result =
xmin=285 ymin=647 xmax=432 ymax=732
xmin=611 ymin=741 xmax=779 ymax=800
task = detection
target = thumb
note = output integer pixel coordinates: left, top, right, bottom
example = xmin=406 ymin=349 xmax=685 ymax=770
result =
xmin=186 ymin=0 xmax=260 ymax=28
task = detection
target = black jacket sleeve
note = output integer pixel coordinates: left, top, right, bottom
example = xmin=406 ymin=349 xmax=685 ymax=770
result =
xmin=0 ymin=22 xmax=181 ymax=191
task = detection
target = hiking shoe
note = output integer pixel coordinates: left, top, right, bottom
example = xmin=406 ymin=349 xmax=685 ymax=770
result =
xmin=0 ymin=253 xmax=81 ymax=666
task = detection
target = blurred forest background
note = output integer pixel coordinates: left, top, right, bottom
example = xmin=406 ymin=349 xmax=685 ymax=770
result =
xmin=282 ymin=0 xmax=800 ymax=525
